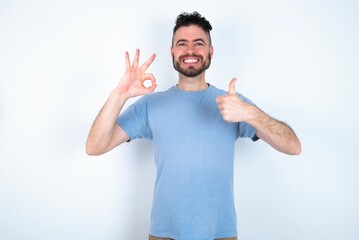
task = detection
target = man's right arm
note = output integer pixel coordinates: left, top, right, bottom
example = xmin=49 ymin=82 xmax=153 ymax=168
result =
xmin=86 ymin=91 xmax=130 ymax=155
xmin=86 ymin=49 xmax=157 ymax=156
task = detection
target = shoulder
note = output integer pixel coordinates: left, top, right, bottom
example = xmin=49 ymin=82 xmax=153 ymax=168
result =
xmin=209 ymin=85 xmax=227 ymax=96
xmin=133 ymin=86 xmax=176 ymax=108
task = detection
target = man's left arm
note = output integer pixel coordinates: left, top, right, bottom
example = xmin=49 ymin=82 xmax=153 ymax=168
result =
xmin=246 ymin=107 xmax=301 ymax=155
xmin=216 ymin=78 xmax=301 ymax=155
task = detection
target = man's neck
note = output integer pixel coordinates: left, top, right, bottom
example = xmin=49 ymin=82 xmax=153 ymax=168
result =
xmin=176 ymin=74 xmax=209 ymax=92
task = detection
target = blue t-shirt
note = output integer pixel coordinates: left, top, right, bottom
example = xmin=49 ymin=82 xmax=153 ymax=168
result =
xmin=117 ymin=85 xmax=257 ymax=240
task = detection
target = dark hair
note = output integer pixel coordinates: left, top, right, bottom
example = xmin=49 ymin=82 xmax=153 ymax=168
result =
xmin=173 ymin=11 xmax=212 ymax=44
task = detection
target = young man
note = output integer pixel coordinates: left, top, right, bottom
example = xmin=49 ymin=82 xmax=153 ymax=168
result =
xmin=86 ymin=11 xmax=301 ymax=240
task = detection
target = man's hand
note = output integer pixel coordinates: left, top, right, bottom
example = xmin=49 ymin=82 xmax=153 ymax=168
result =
xmin=116 ymin=49 xmax=157 ymax=99
xmin=216 ymin=78 xmax=256 ymax=122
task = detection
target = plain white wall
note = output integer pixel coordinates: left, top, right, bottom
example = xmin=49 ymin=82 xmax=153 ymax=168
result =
xmin=0 ymin=0 xmax=358 ymax=239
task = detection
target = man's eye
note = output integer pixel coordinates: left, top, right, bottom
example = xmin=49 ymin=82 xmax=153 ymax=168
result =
xmin=195 ymin=42 xmax=204 ymax=46
xmin=178 ymin=43 xmax=186 ymax=46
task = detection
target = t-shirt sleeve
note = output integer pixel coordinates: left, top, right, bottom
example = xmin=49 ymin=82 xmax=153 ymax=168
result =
xmin=116 ymin=96 xmax=152 ymax=141
xmin=236 ymin=94 xmax=259 ymax=141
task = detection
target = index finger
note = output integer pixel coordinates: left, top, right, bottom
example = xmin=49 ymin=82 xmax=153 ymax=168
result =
xmin=140 ymin=53 xmax=156 ymax=71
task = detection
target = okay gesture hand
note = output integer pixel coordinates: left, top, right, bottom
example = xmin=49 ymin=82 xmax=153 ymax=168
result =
xmin=117 ymin=49 xmax=157 ymax=98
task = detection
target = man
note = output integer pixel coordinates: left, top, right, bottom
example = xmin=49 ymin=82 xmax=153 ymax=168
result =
xmin=86 ymin=11 xmax=301 ymax=240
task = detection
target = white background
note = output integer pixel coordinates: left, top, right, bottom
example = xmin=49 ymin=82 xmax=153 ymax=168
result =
xmin=0 ymin=0 xmax=358 ymax=239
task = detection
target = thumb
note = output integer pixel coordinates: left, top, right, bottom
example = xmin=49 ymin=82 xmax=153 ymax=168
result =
xmin=228 ymin=78 xmax=237 ymax=95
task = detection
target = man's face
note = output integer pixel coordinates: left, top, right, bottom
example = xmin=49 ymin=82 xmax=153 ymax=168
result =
xmin=171 ymin=25 xmax=213 ymax=78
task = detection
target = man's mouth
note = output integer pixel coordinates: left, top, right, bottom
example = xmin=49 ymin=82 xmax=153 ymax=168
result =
xmin=182 ymin=56 xmax=200 ymax=64
xmin=183 ymin=58 xmax=199 ymax=63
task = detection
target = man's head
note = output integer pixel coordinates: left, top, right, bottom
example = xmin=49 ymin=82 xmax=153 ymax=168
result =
xmin=171 ymin=12 xmax=214 ymax=78
xmin=172 ymin=11 xmax=212 ymax=46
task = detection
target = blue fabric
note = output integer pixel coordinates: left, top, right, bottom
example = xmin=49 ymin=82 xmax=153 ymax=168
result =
xmin=117 ymin=85 xmax=257 ymax=240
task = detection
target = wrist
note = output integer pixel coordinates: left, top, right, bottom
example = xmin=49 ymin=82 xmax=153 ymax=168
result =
xmin=246 ymin=105 xmax=264 ymax=125
xmin=110 ymin=87 xmax=130 ymax=103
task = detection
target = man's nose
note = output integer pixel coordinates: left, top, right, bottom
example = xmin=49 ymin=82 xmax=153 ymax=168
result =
xmin=185 ymin=44 xmax=195 ymax=55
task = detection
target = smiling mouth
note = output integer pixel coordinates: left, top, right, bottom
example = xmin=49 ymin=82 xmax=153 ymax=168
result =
xmin=183 ymin=59 xmax=199 ymax=63
xmin=183 ymin=58 xmax=199 ymax=63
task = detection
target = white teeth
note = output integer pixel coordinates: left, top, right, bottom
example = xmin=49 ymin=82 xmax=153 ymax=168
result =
xmin=184 ymin=59 xmax=198 ymax=63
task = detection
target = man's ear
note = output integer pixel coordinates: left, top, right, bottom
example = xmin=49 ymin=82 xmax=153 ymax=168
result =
xmin=210 ymin=45 xmax=214 ymax=58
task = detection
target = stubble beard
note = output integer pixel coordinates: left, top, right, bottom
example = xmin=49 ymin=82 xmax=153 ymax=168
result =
xmin=172 ymin=53 xmax=212 ymax=78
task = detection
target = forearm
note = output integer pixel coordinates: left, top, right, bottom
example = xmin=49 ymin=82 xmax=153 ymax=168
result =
xmin=248 ymin=107 xmax=301 ymax=155
xmin=86 ymin=89 xmax=128 ymax=155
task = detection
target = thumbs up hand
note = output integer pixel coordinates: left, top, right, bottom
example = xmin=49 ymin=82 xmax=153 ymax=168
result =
xmin=216 ymin=78 xmax=255 ymax=123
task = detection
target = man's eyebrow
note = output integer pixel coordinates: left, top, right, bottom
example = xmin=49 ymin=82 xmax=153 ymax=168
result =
xmin=176 ymin=39 xmax=188 ymax=44
xmin=193 ymin=38 xmax=205 ymax=43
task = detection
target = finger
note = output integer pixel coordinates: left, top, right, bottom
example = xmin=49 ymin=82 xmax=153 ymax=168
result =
xmin=228 ymin=78 xmax=237 ymax=95
xmin=144 ymin=74 xmax=157 ymax=92
xmin=140 ymin=53 xmax=156 ymax=71
xmin=125 ymin=51 xmax=131 ymax=69
xmin=143 ymin=73 xmax=156 ymax=83
xmin=217 ymin=103 xmax=223 ymax=110
xmin=142 ymin=73 xmax=156 ymax=87
xmin=147 ymin=82 xmax=158 ymax=93
xmin=132 ymin=49 xmax=140 ymax=68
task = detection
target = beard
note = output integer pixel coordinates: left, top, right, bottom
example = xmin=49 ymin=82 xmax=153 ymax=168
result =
xmin=172 ymin=53 xmax=211 ymax=78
